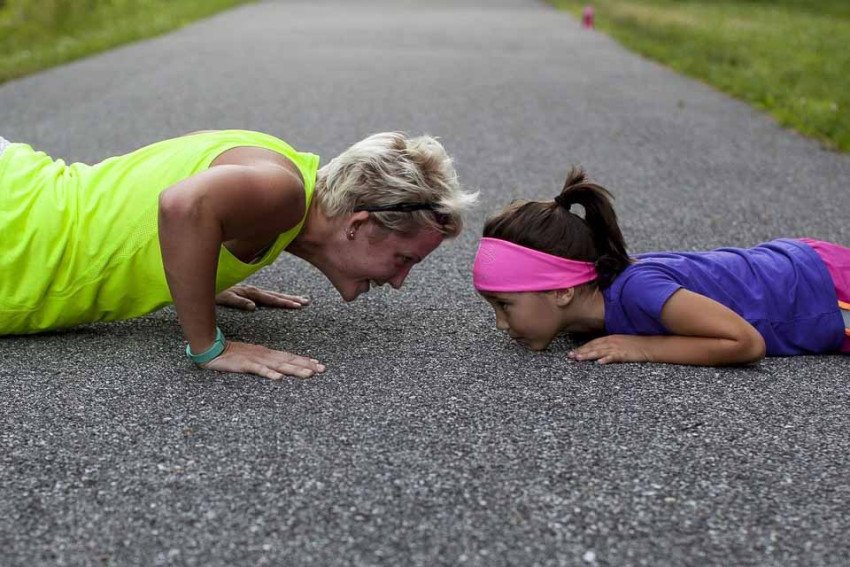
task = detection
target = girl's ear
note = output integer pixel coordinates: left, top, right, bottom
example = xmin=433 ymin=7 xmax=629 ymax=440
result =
xmin=554 ymin=287 xmax=575 ymax=307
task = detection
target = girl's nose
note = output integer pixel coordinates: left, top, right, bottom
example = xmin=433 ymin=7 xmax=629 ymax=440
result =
xmin=495 ymin=314 xmax=509 ymax=331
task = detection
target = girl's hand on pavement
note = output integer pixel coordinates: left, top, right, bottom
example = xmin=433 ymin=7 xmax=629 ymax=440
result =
xmin=567 ymin=335 xmax=652 ymax=365
xmin=215 ymin=285 xmax=310 ymax=311
xmin=202 ymin=341 xmax=325 ymax=379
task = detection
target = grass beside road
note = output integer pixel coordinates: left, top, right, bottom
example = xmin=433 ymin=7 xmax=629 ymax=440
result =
xmin=0 ymin=0 xmax=254 ymax=85
xmin=550 ymin=0 xmax=850 ymax=152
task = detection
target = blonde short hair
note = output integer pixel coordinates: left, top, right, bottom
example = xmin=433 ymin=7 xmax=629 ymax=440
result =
xmin=315 ymin=132 xmax=478 ymax=237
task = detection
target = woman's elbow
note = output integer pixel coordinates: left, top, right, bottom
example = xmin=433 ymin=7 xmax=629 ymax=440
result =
xmin=158 ymin=188 xmax=202 ymax=225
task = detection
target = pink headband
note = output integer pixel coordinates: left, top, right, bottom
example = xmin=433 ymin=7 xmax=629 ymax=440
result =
xmin=473 ymin=237 xmax=598 ymax=292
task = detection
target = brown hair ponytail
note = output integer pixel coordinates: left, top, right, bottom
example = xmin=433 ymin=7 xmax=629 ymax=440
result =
xmin=483 ymin=166 xmax=630 ymax=289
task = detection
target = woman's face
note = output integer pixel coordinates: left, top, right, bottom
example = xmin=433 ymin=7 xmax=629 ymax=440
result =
xmin=330 ymin=222 xmax=445 ymax=302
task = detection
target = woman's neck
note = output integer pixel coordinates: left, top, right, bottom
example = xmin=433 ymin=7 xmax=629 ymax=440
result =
xmin=287 ymin=201 xmax=334 ymax=266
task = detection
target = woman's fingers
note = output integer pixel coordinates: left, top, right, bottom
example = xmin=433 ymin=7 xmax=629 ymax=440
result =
xmin=266 ymin=295 xmax=308 ymax=308
xmin=256 ymin=349 xmax=325 ymax=376
xmin=270 ymin=361 xmax=316 ymax=379
xmin=215 ymin=290 xmax=256 ymax=310
xmin=259 ymin=289 xmax=311 ymax=305
xmin=266 ymin=350 xmax=326 ymax=374
xmin=218 ymin=285 xmax=310 ymax=310
xmin=243 ymin=360 xmax=310 ymax=380
xmin=250 ymin=290 xmax=310 ymax=308
xmin=233 ymin=295 xmax=257 ymax=310
xmin=245 ymin=362 xmax=284 ymax=380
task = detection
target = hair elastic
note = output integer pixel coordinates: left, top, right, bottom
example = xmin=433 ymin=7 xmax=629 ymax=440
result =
xmin=473 ymin=237 xmax=598 ymax=292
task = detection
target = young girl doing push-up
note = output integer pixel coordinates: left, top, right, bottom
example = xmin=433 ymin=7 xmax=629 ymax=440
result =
xmin=473 ymin=168 xmax=850 ymax=366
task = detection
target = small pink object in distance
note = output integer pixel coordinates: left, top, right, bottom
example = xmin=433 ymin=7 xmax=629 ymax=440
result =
xmin=582 ymin=5 xmax=594 ymax=29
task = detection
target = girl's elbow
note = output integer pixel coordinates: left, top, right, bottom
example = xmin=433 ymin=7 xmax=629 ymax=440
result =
xmin=739 ymin=332 xmax=766 ymax=363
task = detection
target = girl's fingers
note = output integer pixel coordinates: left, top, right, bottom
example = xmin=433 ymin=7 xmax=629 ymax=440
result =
xmin=569 ymin=349 xmax=603 ymax=361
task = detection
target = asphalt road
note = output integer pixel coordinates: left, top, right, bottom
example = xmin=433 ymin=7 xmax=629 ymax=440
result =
xmin=2 ymin=0 xmax=849 ymax=565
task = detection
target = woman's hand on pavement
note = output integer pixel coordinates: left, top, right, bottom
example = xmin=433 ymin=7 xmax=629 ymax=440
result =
xmin=215 ymin=285 xmax=310 ymax=311
xmin=202 ymin=341 xmax=326 ymax=380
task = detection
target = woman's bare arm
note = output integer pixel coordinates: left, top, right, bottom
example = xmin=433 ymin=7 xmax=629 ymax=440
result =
xmin=157 ymin=161 xmax=315 ymax=375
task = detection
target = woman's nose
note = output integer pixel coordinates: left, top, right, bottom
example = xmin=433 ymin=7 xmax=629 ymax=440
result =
xmin=389 ymin=265 xmax=413 ymax=289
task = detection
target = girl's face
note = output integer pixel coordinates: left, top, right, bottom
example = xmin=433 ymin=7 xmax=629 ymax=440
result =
xmin=481 ymin=291 xmax=565 ymax=351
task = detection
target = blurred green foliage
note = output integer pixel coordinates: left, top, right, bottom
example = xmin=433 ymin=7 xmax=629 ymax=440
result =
xmin=551 ymin=0 xmax=850 ymax=151
xmin=0 ymin=0 xmax=253 ymax=84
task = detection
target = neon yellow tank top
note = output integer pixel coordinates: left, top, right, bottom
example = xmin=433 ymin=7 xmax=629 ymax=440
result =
xmin=0 ymin=130 xmax=320 ymax=334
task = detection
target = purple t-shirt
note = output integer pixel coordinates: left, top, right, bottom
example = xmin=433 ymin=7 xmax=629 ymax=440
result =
xmin=602 ymin=239 xmax=844 ymax=355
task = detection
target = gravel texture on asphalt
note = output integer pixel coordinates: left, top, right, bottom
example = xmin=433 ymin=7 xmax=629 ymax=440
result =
xmin=1 ymin=0 xmax=849 ymax=565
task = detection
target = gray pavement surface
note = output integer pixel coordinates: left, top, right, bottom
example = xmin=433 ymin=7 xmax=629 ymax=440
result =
xmin=2 ymin=0 xmax=850 ymax=565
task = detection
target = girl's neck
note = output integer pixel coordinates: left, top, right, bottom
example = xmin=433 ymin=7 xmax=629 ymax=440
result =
xmin=563 ymin=288 xmax=607 ymax=334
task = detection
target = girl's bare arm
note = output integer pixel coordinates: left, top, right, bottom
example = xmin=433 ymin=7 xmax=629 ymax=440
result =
xmin=569 ymin=289 xmax=766 ymax=366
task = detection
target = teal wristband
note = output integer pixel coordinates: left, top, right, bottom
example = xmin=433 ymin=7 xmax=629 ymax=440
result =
xmin=186 ymin=327 xmax=226 ymax=365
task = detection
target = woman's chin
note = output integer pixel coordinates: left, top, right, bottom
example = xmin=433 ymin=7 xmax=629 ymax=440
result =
xmin=339 ymin=283 xmax=367 ymax=302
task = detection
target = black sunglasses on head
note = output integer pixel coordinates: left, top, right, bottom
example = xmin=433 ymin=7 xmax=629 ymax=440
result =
xmin=354 ymin=202 xmax=449 ymax=225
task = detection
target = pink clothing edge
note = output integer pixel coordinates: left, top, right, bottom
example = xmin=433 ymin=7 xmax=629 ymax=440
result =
xmin=798 ymin=238 xmax=850 ymax=353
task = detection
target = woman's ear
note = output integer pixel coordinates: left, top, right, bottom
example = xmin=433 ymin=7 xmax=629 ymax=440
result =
xmin=554 ymin=287 xmax=575 ymax=307
xmin=345 ymin=211 xmax=370 ymax=240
